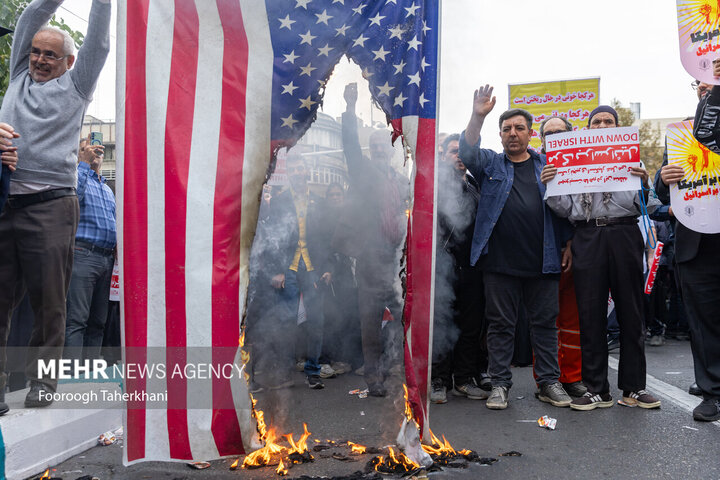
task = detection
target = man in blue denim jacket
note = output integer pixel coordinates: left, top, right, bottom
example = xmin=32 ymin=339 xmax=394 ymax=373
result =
xmin=458 ymin=84 xmax=572 ymax=410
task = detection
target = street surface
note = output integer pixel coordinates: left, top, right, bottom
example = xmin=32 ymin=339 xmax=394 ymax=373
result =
xmin=37 ymin=338 xmax=720 ymax=479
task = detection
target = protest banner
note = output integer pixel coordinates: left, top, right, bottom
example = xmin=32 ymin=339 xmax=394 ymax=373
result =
xmin=666 ymin=121 xmax=720 ymax=233
xmin=544 ymin=127 xmax=641 ymax=197
xmin=677 ymin=0 xmax=720 ymax=84
xmin=508 ymin=78 xmax=600 ymax=149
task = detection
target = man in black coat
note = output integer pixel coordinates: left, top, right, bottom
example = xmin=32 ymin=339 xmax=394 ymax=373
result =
xmin=655 ymin=78 xmax=720 ymax=422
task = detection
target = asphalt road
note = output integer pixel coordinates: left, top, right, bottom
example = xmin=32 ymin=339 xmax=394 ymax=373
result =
xmin=36 ymin=338 xmax=720 ymax=480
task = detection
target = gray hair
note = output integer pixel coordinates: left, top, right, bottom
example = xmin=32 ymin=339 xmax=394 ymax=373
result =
xmin=36 ymin=26 xmax=75 ymax=57
xmin=539 ymin=116 xmax=573 ymax=138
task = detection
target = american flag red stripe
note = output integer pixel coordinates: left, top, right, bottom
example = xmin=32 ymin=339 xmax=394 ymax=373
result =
xmin=120 ymin=0 xmax=150 ymax=464
xmin=211 ymin=0 xmax=249 ymax=455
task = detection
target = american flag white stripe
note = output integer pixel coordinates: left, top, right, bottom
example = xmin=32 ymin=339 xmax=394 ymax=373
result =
xmin=140 ymin=0 xmax=174 ymax=463
xmin=184 ymin=0 xmax=225 ymax=460
xmin=237 ymin=0 xmax=274 ymax=303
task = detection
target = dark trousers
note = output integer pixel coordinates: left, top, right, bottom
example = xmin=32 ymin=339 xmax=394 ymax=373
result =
xmin=0 ymin=196 xmax=79 ymax=390
xmin=677 ymin=234 xmax=720 ymax=399
xmin=484 ymin=272 xmax=560 ymax=389
xmin=572 ymin=224 xmax=646 ymax=394
xmin=64 ymin=246 xmax=115 ymax=360
xmin=356 ymin=259 xmax=402 ymax=387
xmin=285 ymin=264 xmax=324 ymax=377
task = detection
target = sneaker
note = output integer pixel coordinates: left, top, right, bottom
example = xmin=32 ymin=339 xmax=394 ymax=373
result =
xmin=648 ymin=335 xmax=665 ymax=347
xmin=537 ymin=382 xmax=572 ymax=407
xmin=607 ymin=335 xmax=620 ymax=352
xmin=570 ymin=391 xmax=613 ymax=411
xmin=306 ymin=375 xmax=324 ymax=389
xmin=689 ymin=382 xmax=702 ymax=396
xmin=319 ymin=364 xmax=337 ymax=379
xmin=563 ymin=381 xmax=588 ymax=398
xmin=452 ymin=380 xmax=490 ymax=400
xmin=354 ymin=365 xmax=365 ymax=376
xmin=621 ymin=390 xmax=661 ymax=409
xmin=486 ymin=386 xmax=508 ymax=410
xmin=331 ymin=361 xmax=352 ymax=375
xmin=296 ymin=359 xmax=305 ymax=372
xmin=693 ymin=398 xmax=720 ymax=422
xmin=430 ymin=379 xmax=447 ymax=404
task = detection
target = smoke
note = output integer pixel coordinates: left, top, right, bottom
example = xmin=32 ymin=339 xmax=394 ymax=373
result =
xmin=431 ymin=153 xmax=479 ymax=377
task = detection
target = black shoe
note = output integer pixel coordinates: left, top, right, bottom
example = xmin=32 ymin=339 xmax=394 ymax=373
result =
xmin=24 ymin=381 xmax=55 ymax=408
xmin=368 ymin=383 xmax=387 ymax=397
xmin=305 ymin=375 xmax=324 ymax=390
xmin=693 ymin=398 xmax=720 ymax=422
xmin=0 ymin=389 xmax=7 ymax=415
xmin=689 ymin=382 xmax=702 ymax=396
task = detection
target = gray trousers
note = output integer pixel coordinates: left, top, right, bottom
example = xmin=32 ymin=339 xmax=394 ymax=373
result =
xmin=0 ymin=196 xmax=78 ymax=390
xmin=484 ymin=272 xmax=560 ymax=389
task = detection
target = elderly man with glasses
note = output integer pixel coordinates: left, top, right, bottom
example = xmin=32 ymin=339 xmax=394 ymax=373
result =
xmin=0 ymin=0 xmax=111 ymax=414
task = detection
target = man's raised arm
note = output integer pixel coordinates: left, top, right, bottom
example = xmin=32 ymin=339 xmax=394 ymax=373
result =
xmin=70 ymin=0 xmax=111 ymax=99
xmin=341 ymin=83 xmax=365 ymax=183
xmin=8 ymin=0 xmax=61 ymax=80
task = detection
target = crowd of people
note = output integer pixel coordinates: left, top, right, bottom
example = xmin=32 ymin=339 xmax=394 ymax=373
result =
xmin=428 ymin=81 xmax=719 ymax=422
xmin=0 ymin=0 xmax=718 ymax=430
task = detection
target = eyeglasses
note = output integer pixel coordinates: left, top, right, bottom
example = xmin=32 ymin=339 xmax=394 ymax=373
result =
xmin=691 ymin=80 xmax=701 ymax=90
xmin=29 ymin=47 xmax=68 ymax=61
xmin=543 ymin=130 xmax=567 ymax=137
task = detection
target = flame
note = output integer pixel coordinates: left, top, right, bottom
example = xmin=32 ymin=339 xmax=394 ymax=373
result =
xmin=348 ymin=441 xmax=367 ymax=454
xmin=39 ymin=470 xmax=50 ymax=480
xmin=422 ymin=430 xmax=457 ymax=456
xmin=372 ymin=447 xmax=419 ymax=473
xmin=276 ymin=458 xmax=288 ymax=476
xmin=286 ymin=423 xmax=311 ymax=456
xmin=241 ymin=428 xmax=284 ymax=468
xmin=402 ymin=384 xmax=416 ymax=424
xmin=229 ymin=458 xmax=239 ymax=470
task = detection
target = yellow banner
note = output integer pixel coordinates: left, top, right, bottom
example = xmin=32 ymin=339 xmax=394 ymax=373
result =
xmin=508 ymin=78 xmax=600 ymax=149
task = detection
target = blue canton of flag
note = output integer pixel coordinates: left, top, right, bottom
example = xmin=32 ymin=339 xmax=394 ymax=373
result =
xmin=266 ymin=0 xmax=438 ymax=145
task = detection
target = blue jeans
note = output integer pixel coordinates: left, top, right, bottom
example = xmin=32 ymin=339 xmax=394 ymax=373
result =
xmin=64 ymin=245 xmax=114 ymax=360
xmin=284 ymin=263 xmax=325 ymax=377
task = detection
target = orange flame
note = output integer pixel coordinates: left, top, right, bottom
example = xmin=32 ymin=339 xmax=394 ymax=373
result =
xmin=276 ymin=458 xmax=288 ymax=476
xmin=372 ymin=447 xmax=419 ymax=472
xmin=348 ymin=441 xmax=367 ymax=454
xmin=242 ymin=428 xmax=284 ymax=468
xmin=402 ymin=384 xmax=416 ymax=425
xmin=286 ymin=423 xmax=311 ymax=456
xmin=229 ymin=458 xmax=239 ymax=470
xmin=39 ymin=470 xmax=50 ymax=480
xmin=422 ymin=429 xmax=457 ymax=456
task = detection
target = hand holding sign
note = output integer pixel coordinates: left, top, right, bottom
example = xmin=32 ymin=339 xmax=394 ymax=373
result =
xmin=544 ymin=127 xmax=642 ymax=197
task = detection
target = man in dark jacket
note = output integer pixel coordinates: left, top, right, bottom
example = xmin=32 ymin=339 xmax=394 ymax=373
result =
xmin=458 ymin=84 xmax=571 ymax=410
xmin=656 ymin=76 xmax=720 ymax=421
xmin=260 ymin=153 xmax=332 ymax=390
xmin=335 ymin=83 xmax=408 ymax=397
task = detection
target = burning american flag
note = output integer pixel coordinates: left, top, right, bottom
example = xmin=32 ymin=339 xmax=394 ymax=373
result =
xmin=117 ymin=0 xmax=438 ymax=463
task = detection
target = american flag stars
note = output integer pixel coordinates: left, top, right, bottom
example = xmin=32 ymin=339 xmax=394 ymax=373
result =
xmin=266 ymin=0 xmax=437 ymax=142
